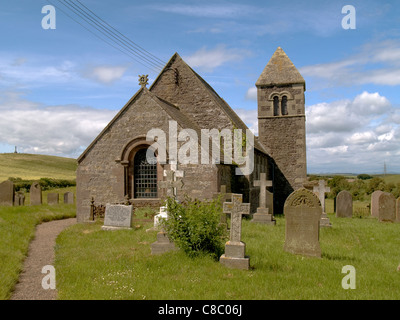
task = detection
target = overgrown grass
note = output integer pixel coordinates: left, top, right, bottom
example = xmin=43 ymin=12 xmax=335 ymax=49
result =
xmin=55 ymin=214 xmax=400 ymax=300
xmin=0 ymin=202 xmax=76 ymax=300
xmin=0 ymin=153 xmax=77 ymax=181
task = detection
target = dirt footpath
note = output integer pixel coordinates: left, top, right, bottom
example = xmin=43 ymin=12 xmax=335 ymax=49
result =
xmin=10 ymin=218 xmax=76 ymax=300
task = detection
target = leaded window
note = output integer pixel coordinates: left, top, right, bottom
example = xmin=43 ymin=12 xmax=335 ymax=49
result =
xmin=133 ymin=148 xmax=157 ymax=198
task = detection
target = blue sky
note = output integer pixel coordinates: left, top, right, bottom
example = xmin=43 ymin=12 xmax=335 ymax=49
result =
xmin=1 ymin=0 xmax=400 ymax=174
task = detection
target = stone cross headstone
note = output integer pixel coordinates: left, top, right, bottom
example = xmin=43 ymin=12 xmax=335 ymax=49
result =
xmin=213 ymin=185 xmax=232 ymax=229
xmin=159 ymin=167 xmax=184 ymax=199
xmin=220 ymin=194 xmax=251 ymax=270
xmin=151 ymin=163 xmax=183 ymax=254
xmin=313 ymin=180 xmax=331 ymax=227
xmin=284 ymin=188 xmax=322 ymax=258
xmin=371 ymin=190 xmax=384 ymax=217
xmin=30 ymin=182 xmax=42 ymax=206
xmin=47 ymin=193 xmax=59 ymax=205
xmin=251 ymin=173 xmax=275 ymax=225
xmin=336 ymin=190 xmax=353 ymax=218
xmin=63 ymin=192 xmax=74 ymax=204
xmin=378 ymin=192 xmax=396 ymax=222
xmin=0 ymin=180 xmax=15 ymax=206
xmin=14 ymin=191 xmax=25 ymax=206
xmin=102 ymin=204 xmax=133 ymax=230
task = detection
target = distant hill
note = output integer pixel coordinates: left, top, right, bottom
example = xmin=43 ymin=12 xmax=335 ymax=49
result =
xmin=0 ymin=153 xmax=77 ymax=181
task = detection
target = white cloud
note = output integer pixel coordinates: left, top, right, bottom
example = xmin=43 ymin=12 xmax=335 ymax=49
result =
xmin=245 ymin=87 xmax=257 ymax=101
xmin=233 ymin=108 xmax=258 ymax=135
xmin=151 ymin=4 xmax=256 ymax=18
xmin=0 ymin=91 xmax=117 ymax=158
xmin=184 ymin=45 xmax=249 ymax=73
xmin=300 ymin=40 xmax=400 ymax=87
xmin=83 ymin=65 xmax=129 ymax=84
xmin=306 ymin=91 xmax=400 ymax=173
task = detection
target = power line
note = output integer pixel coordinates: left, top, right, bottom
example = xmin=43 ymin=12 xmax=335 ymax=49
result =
xmin=60 ymin=0 xmax=165 ymax=70
xmin=47 ymin=0 xmax=166 ymax=73
xmin=75 ymin=0 xmax=165 ymax=67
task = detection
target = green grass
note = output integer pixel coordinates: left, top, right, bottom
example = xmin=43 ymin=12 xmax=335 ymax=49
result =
xmin=55 ymin=214 xmax=400 ymax=300
xmin=0 ymin=153 xmax=77 ymax=181
xmin=0 ymin=202 xmax=76 ymax=300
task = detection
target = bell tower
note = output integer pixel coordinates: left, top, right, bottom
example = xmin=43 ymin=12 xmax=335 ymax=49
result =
xmin=256 ymin=47 xmax=307 ymax=213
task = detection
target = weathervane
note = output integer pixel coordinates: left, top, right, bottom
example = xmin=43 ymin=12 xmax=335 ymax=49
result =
xmin=138 ymin=74 xmax=149 ymax=88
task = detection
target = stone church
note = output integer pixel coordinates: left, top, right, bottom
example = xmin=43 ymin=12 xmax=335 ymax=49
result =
xmin=76 ymin=47 xmax=307 ymax=223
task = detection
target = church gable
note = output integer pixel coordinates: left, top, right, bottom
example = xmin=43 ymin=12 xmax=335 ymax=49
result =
xmin=150 ymin=53 xmax=242 ymax=132
xmin=78 ymin=88 xmax=199 ymax=165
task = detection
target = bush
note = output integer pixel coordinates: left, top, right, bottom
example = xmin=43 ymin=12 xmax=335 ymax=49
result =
xmin=7 ymin=177 xmax=76 ymax=192
xmin=357 ymin=174 xmax=373 ymax=180
xmin=161 ymin=196 xmax=227 ymax=260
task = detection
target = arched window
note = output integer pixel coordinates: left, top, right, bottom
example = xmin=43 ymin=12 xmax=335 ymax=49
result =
xmin=133 ymin=148 xmax=158 ymax=198
xmin=281 ymin=96 xmax=288 ymax=115
xmin=273 ymin=96 xmax=279 ymax=116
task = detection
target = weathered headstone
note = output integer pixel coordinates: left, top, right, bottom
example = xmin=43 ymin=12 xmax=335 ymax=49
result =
xmin=14 ymin=191 xmax=25 ymax=206
xmin=63 ymin=192 xmax=74 ymax=204
xmin=336 ymin=190 xmax=353 ymax=218
xmin=151 ymin=164 xmax=183 ymax=254
xmin=251 ymin=173 xmax=275 ymax=225
xmin=284 ymin=188 xmax=322 ymax=258
xmin=102 ymin=204 xmax=133 ymax=230
xmin=30 ymin=182 xmax=42 ymax=205
xmin=313 ymin=180 xmax=331 ymax=227
xmin=47 ymin=193 xmax=59 ymax=205
xmin=0 ymin=180 xmax=15 ymax=206
xmin=153 ymin=206 xmax=168 ymax=228
xmin=371 ymin=190 xmax=384 ymax=217
xmin=159 ymin=164 xmax=184 ymax=199
xmin=378 ymin=192 xmax=396 ymax=222
xmin=220 ymin=194 xmax=251 ymax=270
xmin=396 ymin=197 xmax=400 ymax=223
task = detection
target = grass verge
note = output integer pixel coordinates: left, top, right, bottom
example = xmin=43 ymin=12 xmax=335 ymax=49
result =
xmin=0 ymin=203 xmax=76 ymax=300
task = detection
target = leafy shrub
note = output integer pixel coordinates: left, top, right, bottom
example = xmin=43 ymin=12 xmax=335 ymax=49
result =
xmin=161 ymin=196 xmax=227 ymax=260
xmin=7 ymin=177 xmax=76 ymax=191
xmin=357 ymin=174 xmax=373 ymax=180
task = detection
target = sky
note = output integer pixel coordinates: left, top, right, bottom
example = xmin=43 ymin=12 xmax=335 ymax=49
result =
xmin=0 ymin=0 xmax=400 ymax=174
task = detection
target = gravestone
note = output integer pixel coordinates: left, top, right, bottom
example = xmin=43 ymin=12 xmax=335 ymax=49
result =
xmin=378 ymin=192 xmax=396 ymax=222
xmin=313 ymin=180 xmax=331 ymax=227
xmin=266 ymin=189 xmax=274 ymax=215
xmin=63 ymin=192 xmax=74 ymax=204
xmin=159 ymin=164 xmax=184 ymax=199
xmin=47 ymin=193 xmax=59 ymax=205
xmin=151 ymin=164 xmax=183 ymax=254
xmin=396 ymin=197 xmax=400 ymax=223
xmin=102 ymin=204 xmax=133 ymax=230
xmin=251 ymin=173 xmax=275 ymax=225
xmin=0 ymin=180 xmax=15 ymax=206
xmin=14 ymin=191 xmax=25 ymax=206
xmin=284 ymin=188 xmax=322 ymax=258
xmin=30 ymin=182 xmax=42 ymax=205
xmin=153 ymin=206 xmax=168 ymax=228
xmin=371 ymin=190 xmax=384 ymax=217
xmin=336 ymin=190 xmax=353 ymax=218
xmin=213 ymin=185 xmax=232 ymax=229
xmin=220 ymin=194 xmax=251 ymax=270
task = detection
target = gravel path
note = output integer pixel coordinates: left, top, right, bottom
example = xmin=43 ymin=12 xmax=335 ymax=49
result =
xmin=10 ymin=218 xmax=76 ymax=300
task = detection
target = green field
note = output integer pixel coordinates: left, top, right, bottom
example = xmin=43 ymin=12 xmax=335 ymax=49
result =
xmin=0 ymin=153 xmax=77 ymax=181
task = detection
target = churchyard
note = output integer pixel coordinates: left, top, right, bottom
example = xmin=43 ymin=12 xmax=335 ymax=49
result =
xmin=0 ymin=177 xmax=400 ymax=299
